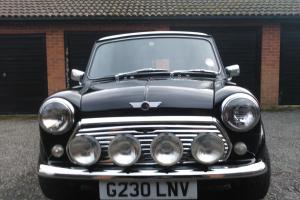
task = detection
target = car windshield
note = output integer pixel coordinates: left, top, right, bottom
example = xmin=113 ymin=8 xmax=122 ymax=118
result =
xmin=88 ymin=37 xmax=219 ymax=79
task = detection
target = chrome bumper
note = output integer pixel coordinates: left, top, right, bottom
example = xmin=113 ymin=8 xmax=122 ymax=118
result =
xmin=38 ymin=160 xmax=266 ymax=180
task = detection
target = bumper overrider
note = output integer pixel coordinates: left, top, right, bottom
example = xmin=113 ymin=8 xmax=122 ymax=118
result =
xmin=38 ymin=160 xmax=266 ymax=180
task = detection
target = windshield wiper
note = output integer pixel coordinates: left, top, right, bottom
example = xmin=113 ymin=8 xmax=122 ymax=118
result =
xmin=115 ymin=68 xmax=169 ymax=79
xmin=91 ymin=68 xmax=217 ymax=83
xmin=170 ymin=69 xmax=218 ymax=77
xmin=89 ymin=68 xmax=168 ymax=83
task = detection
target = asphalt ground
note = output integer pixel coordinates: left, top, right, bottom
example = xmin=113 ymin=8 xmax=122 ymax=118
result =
xmin=0 ymin=110 xmax=299 ymax=200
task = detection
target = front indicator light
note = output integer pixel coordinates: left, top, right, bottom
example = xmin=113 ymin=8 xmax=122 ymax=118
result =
xmin=191 ymin=133 xmax=225 ymax=165
xmin=151 ymin=133 xmax=183 ymax=166
xmin=234 ymin=142 xmax=247 ymax=156
xmin=51 ymin=145 xmax=64 ymax=158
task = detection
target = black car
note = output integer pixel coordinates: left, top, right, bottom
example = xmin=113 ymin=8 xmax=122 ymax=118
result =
xmin=37 ymin=31 xmax=270 ymax=200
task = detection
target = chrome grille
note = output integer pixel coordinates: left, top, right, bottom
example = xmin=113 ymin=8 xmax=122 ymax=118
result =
xmin=74 ymin=116 xmax=232 ymax=165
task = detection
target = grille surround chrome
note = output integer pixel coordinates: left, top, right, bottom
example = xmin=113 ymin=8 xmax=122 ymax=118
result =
xmin=68 ymin=116 xmax=232 ymax=166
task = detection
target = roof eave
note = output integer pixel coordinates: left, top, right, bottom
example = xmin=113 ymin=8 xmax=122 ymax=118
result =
xmin=1 ymin=15 xmax=300 ymax=22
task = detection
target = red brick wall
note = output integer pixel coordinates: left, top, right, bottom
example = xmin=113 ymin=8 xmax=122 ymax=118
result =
xmin=260 ymin=24 xmax=281 ymax=107
xmin=46 ymin=29 xmax=66 ymax=94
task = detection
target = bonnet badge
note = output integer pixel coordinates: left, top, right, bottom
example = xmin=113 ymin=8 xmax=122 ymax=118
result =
xmin=130 ymin=101 xmax=162 ymax=111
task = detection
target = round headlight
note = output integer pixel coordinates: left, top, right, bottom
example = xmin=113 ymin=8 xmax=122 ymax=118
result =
xmin=38 ymin=98 xmax=74 ymax=135
xmin=67 ymin=136 xmax=101 ymax=166
xmin=108 ymin=134 xmax=141 ymax=167
xmin=221 ymin=93 xmax=260 ymax=132
xmin=151 ymin=133 xmax=183 ymax=166
xmin=191 ymin=133 xmax=225 ymax=165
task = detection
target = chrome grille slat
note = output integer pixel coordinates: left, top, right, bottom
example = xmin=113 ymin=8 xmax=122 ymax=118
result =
xmin=79 ymin=124 xmax=217 ymax=133
xmin=77 ymin=130 xmax=143 ymax=136
xmin=99 ymin=141 xmax=110 ymax=144
xmin=138 ymin=139 xmax=156 ymax=142
xmin=134 ymin=134 xmax=158 ymax=138
xmin=74 ymin=116 xmax=232 ymax=165
xmin=152 ymin=129 xmax=220 ymax=133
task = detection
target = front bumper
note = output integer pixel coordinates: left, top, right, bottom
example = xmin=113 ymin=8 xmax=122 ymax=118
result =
xmin=38 ymin=160 xmax=266 ymax=180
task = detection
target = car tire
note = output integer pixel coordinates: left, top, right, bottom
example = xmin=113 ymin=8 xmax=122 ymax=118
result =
xmin=232 ymin=144 xmax=271 ymax=200
xmin=38 ymin=176 xmax=80 ymax=200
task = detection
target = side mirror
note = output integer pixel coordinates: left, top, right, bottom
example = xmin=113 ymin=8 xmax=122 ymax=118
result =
xmin=71 ymin=69 xmax=84 ymax=83
xmin=225 ymin=64 xmax=240 ymax=79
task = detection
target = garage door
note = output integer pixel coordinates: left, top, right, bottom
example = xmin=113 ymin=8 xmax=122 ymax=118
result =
xmin=66 ymin=32 xmax=124 ymax=87
xmin=0 ymin=34 xmax=47 ymax=114
xmin=171 ymin=27 xmax=261 ymax=99
xmin=279 ymin=26 xmax=300 ymax=105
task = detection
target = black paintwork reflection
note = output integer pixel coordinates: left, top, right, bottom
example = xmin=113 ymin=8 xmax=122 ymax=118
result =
xmin=81 ymin=79 xmax=215 ymax=113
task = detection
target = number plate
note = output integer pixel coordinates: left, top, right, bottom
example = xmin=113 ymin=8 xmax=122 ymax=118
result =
xmin=99 ymin=179 xmax=197 ymax=200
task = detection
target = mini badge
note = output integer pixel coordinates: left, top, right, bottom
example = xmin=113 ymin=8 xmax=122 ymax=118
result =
xmin=130 ymin=101 xmax=162 ymax=111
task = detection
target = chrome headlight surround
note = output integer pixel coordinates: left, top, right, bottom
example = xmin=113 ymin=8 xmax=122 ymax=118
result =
xmin=150 ymin=133 xmax=183 ymax=166
xmin=108 ymin=134 xmax=141 ymax=167
xmin=67 ymin=135 xmax=101 ymax=166
xmin=191 ymin=133 xmax=225 ymax=165
xmin=221 ymin=93 xmax=260 ymax=132
xmin=38 ymin=98 xmax=74 ymax=135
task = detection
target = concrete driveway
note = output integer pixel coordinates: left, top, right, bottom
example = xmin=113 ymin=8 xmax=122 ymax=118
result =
xmin=0 ymin=111 xmax=299 ymax=200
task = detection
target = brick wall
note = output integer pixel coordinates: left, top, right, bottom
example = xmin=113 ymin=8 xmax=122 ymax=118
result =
xmin=46 ymin=29 xmax=66 ymax=94
xmin=260 ymin=24 xmax=281 ymax=107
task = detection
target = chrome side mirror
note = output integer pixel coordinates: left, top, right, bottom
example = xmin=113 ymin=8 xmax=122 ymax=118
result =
xmin=71 ymin=69 xmax=84 ymax=83
xmin=225 ymin=65 xmax=240 ymax=79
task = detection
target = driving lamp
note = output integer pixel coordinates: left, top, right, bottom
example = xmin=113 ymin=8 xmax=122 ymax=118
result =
xmin=67 ymin=136 xmax=101 ymax=166
xmin=151 ymin=133 xmax=183 ymax=166
xmin=108 ymin=134 xmax=141 ymax=167
xmin=191 ymin=133 xmax=225 ymax=165
xmin=38 ymin=98 xmax=74 ymax=135
xmin=221 ymin=93 xmax=260 ymax=132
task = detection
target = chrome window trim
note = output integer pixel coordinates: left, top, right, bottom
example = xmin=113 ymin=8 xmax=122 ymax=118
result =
xmin=87 ymin=36 xmax=223 ymax=79
xmin=98 ymin=31 xmax=208 ymax=42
